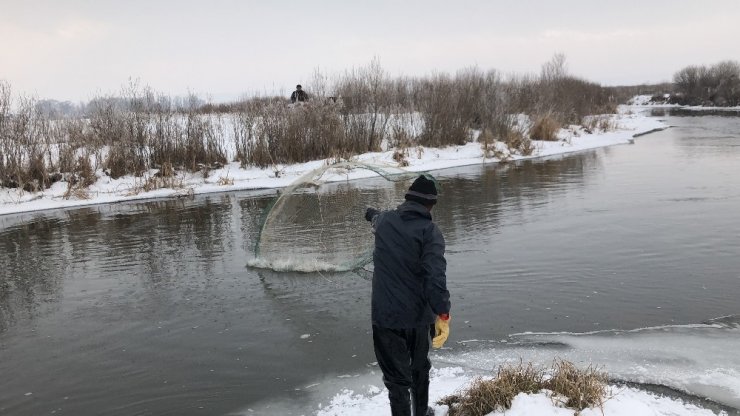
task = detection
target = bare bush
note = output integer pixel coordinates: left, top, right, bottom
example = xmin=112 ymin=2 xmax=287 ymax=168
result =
xmin=88 ymin=86 xmax=227 ymax=180
xmin=387 ymin=111 xmax=418 ymax=150
xmin=233 ymin=97 xmax=372 ymax=169
xmin=416 ymin=73 xmax=470 ymax=147
xmin=1 ymin=57 xmax=627 ymax=189
xmin=334 ymin=57 xmax=394 ymax=151
xmin=87 ymin=93 xmax=145 ymax=178
xmin=0 ymin=91 xmax=55 ymax=191
xmin=533 ymin=54 xmax=618 ymax=125
xmin=232 ymin=103 xmax=259 ymax=168
xmin=673 ymin=60 xmax=740 ymax=106
xmin=184 ymin=110 xmax=227 ymax=174
xmin=149 ymin=94 xmax=183 ymax=174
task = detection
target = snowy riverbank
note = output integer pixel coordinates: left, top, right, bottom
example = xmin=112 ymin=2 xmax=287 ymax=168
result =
xmin=316 ymin=369 xmax=726 ymax=416
xmin=283 ymin=320 xmax=739 ymax=416
xmin=0 ymin=110 xmax=666 ymax=217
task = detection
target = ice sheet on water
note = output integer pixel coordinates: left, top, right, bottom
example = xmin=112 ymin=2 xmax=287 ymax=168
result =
xmin=237 ymin=320 xmax=738 ymax=415
xmin=442 ymin=319 xmax=740 ymax=410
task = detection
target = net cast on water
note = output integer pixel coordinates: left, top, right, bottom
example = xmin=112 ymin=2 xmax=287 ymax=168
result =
xmin=248 ymin=161 xmax=434 ymax=273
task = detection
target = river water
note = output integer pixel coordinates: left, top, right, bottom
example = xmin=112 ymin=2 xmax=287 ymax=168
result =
xmin=1 ymin=113 xmax=739 ymax=415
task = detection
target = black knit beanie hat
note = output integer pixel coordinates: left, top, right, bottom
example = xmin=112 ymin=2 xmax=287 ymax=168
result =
xmin=405 ymin=174 xmax=438 ymax=206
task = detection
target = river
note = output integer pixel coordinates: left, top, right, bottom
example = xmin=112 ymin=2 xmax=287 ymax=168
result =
xmin=1 ymin=112 xmax=739 ymax=415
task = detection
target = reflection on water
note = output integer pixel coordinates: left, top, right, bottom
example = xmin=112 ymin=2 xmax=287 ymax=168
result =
xmin=0 ymin=196 xmax=256 ymax=333
xmin=0 ymin=153 xmax=597 ymax=333
xmin=433 ymin=151 xmax=598 ymax=246
xmin=1 ymin=115 xmax=739 ymax=415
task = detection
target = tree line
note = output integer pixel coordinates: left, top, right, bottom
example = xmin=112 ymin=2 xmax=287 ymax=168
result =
xmin=1 ymin=55 xmax=623 ymax=194
xmin=671 ymin=60 xmax=740 ymax=106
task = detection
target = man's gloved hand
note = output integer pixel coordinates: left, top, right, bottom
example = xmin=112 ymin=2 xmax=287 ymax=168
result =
xmin=432 ymin=314 xmax=450 ymax=349
xmin=365 ymin=207 xmax=379 ymax=222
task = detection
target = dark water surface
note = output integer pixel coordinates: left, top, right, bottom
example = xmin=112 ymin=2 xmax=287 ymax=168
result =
xmin=1 ymin=115 xmax=739 ymax=415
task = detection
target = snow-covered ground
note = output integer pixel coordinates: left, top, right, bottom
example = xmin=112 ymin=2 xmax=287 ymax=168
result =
xmin=0 ymin=110 xmax=666 ymax=216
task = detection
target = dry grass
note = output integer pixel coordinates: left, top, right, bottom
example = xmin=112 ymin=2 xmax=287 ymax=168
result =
xmin=126 ymin=174 xmax=184 ymax=196
xmin=216 ymin=175 xmax=234 ymax=186
xmin=392 ymin=148 xmax=410 ymax=166
xmin=63 ymin=183 xmax=91 ymax=200
xmin=582 ymin=115 xmax=616 ymax=133
xmin=506 ymin=128 xmax=535 ymax=156
xmin=548 ymin=360 xmax=609 ymax=410
xmin=479 ymin=129 xmax=496 ymax=159
xmin=71 ymin=154 xmax=96 ymax=187
xmin=439 ymin=362 xmax=544 ymax=415
xmin=529 ymin=113 xmax=561 ymax=141
xmin=438 ymin=360 xmax=609 ymax=416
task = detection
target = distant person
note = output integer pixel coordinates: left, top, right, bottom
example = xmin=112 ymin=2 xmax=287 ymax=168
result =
xmin=290 ymin=84 xmax=308 ymax=103
xmin=364 ymin=174 xmax=451 ymax=416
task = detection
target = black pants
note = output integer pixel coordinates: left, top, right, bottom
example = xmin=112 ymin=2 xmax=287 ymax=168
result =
xmin=372 ymin=325 xmax=433 ymax=416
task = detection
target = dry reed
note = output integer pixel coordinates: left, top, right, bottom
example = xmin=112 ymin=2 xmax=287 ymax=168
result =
xmin=438 ymin=359 xmax=609 ymax=416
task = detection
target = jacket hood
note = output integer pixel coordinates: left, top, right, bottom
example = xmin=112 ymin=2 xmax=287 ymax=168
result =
xmin=398 ymin=200 xmax=432 ymax=220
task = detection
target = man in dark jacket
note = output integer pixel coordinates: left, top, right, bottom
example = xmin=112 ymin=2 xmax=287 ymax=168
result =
xmin=290 ymin=84 xmax=308 ymax=103
xmin=365 ymin=174 xmax=451 ymax=416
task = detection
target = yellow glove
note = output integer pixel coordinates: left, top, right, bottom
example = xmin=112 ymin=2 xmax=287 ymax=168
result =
xmin=432 ymin=314 xmax=450 ymax=349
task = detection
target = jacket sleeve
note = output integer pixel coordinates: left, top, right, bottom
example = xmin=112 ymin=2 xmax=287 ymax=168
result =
xmin=365 ymin=207 xmax=379 ymax=222
xmin=421 ymin=223 xmax=450 ymax=316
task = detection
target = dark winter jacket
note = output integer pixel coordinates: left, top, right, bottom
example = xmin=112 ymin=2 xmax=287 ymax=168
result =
xmin=290 ymin=89 xmax=308 ymax=103
xmin=367 ymin=200 xmax=450 ymax=329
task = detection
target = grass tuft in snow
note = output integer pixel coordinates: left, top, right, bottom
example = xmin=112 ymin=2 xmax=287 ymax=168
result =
xmin=529 ymin=113 xmax=561 ymax=141
xmin=438 ymin=359 xmax=609 ymax=416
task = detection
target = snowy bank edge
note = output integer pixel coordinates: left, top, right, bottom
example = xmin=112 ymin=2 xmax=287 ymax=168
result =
xmin=0 ymin=113 xmax=667 ymax=217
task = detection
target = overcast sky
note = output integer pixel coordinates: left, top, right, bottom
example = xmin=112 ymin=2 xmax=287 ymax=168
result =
xmin=1 ymin=0 xmax=739 ymax=102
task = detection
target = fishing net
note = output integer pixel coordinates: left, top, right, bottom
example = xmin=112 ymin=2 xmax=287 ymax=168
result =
xmin=249 ymin=161 xmax=423 ymax=272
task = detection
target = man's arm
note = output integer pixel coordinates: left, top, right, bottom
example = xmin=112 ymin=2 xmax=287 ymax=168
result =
xmin=421 ymin=224 xmax=450 ymax=316
xmin=365 ymin=207 xmax=379 ymax=222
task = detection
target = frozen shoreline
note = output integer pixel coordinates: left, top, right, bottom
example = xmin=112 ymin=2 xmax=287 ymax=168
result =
xmin=0 ymin=109 xmax=666 ymax=217
xmin=303 ymin=319 xmax=740 ymax=416
xmin=629 ymin=95 xmax=740 ymax=111
xmin=313 ymin=370 xmax=728 ymax=416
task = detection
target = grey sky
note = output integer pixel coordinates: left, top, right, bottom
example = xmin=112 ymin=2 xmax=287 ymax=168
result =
xmin=1 ymin=0 xmax=739 ymax=102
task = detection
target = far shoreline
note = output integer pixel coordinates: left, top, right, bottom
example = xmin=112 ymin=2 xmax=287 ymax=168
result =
xmin=0 ymin=110 xmax=668 ymax=218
